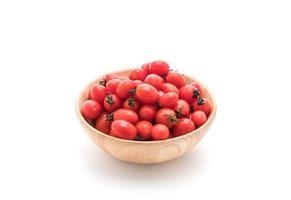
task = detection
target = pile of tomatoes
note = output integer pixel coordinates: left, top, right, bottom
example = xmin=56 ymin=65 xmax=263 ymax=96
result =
xmin=81 ymin=60 xmax=212 ymax=141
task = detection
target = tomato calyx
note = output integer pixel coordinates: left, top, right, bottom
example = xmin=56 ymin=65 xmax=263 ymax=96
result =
xmin=99 ymin=79 xmax=107 ymax=86
xmin=128 ymin=87 xmax=136 ymax=94
xmin=175 ymin=108 xmax=184 ymax=118
xmin=105 ymin=95 xmax=114 ymax=106
xmin=192 ymin=89 xmax=200 ymax=98
xmin=135 ymin=135 xmax=143 ymax=141
xmin=106 ymin=112 xmax=114 ymax=121
xmin=165 ymin=114 xmax=178 ymax=125
xmin=155 ymin=102 xmax=161 ymax=109
xmin=197 ymin=97 xmax=205 ymax=105
xmin=128 ymin=97 xmax=136 ymax=107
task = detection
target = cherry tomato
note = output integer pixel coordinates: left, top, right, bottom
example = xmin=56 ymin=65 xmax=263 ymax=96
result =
xmin=160 ymin=92 xmax=179 ymax=108
xmin=155 ymin=108 xmax=178 ymax=128
xmin=110 ymin=120 xmax=137 ymax=140
xmin=191 ymin=111 xmax=207 ymax=128
xmin=106 ymin=79 xmax=121 ymax=94
xmin=151 ymin=124 xmax=170 ymax=140
xmin=144 ymin=74 xmax=164 ymax=90
xmin=123 ymin=97 xmax=141 ymax=112
xmin=179 ymin=85 xmax=199 ymax=104
xmin=141 ymin=62 xmax=151 ymax=73
xmin=172 ymin=99 xmax=190 ymax=117
xmin=139 ymin=105 xmax=156 ymax=121
xmin=161 ymin=82 xmax=179 ymax=94
xmin=116 ymin=80 xmax=137 ymax=99
xmin=192 ymin=98 xmax=211 ymax=115
xmin=104 ymin=73 xmax=118 ymax=82
xmin=172 ymin=118 xmax=195 ymax=137
xmin=135 ymin=83 xmax=159 ymax=104
xmin=133 ymin=80 xmax=143 ymax=85
xmin=113 ymin=108 xmax=139 ymax=124
xmin=129 ymin=68 xmax=147 ymax=81
xmin=135 ymin=121 xmax=152 ymax=140
xmin=81 ymin=100 xmax=102 ymax=120
xmin=104 ymin=94 xmax=122 ymax=112
xmin=90 ymin=84 xmax=106 ymax=103
xmin=166 ymin=72 xmax=186 ymax=88
xmin=95 ymin=112 xmax=112 ymax=134
xmin=149 ymin=60 xmax=170 ymax=76
xmin=190 ymin=82 xmax=204 ymax=97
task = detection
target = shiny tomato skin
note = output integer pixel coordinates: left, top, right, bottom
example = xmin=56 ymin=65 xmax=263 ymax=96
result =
xmin=190 ymin=82 xmax=204 ymax=97
xmin=166 ymin=72 xmax=186 ymax=88
xmin=106 ymin=79 xmax=121 ymax=94
xmin=81 ymin=100 xmax=102 ymax=120
xmin=191 ymin=111 xmax=207 ymax=128
xmin=158 ymin=90 xmax=165 ymax=100
xmin=161 ymin=83 xmax=179 ymax=94
xmin=129 ymin=68 xmax=147 ymax=81
xmin=116 ymin=80 xmax=136 ymax=99
xmin=113 ymin=108 xmax=139 ymax=124
xmin=135 ymin=121 xmax=153 ymax=140
xmin=103 ymin=94 xmax=122 ymax=112
xmin=144 ymin=74 xmax=164 ymax=90
xmin=172 ymin=99 xmax=190 ymax=117
xmin=141 ymin=63 xmax=151 ymax=74
xmin=179 ymin=85 xmax=199 ymax=104
xmin=151 ymin=124 xmax=170 ymax=140
xmin=139 ymin=105 xmax=156 ymax=121
xmin=105 ymin=73 xmax=118 ymax=82
xmin=133 ymin=80 xmax=143 ymax=86
xmin=123 ymin=97 xmax=141 ymax=112
xmin=160 ymin=92 xmax=179 ymax=108
xmin=135 ymin=83 xmax=159 ymax=104
xmin=155 ymin=108 xmax=177 ymax=128
xmin=192 ymin=98 xmax=211 ymax=115
xmin=90 ymin=84 xmax=106 ymax=103
xmin=172 ymin=118 xmax=195 ymax=137
xmin=110 ymin=120 xmax=137 ymax=140
xmin=95 ymin=112 xmax=112 ymax=134
xmin=149 ymin=60 xmax=170 ymax=76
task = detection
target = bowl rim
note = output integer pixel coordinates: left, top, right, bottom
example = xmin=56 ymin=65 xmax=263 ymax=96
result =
xmin=76 ymin=69 xmax=217 ymax=144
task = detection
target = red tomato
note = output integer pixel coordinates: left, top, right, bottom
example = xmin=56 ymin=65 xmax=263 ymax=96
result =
xmin=135 ymin=121 xmax=152 ymax=140
xmin=192 ymin=98 xmax=211 ymax=115
xmin=133 ymin=80 xmax=143 ymax=85
xmin=155 ymin=108 xmax=178 ymax=128
xmin=110 ymin=120 xmax=137 ymax=140
xmin=144 ymin=74 xmax=164 ymax=90
xmin=141 ymin=62 xmax=151 ymax=74
xmin=151 ymin=124 xmax=170 ymax=140
xmin=116 ymin=80 xmax=137 ymax=99
xmin=139 ymin=105 xmax=156 ymax=121
xmin=104 ymin=73 xmax=118 ymax=82
xmin=179 ymin=85 xmax=199 ymax=104
xmin=172 ymin=99 xmax=190 ymax=117
xmin=103 ymin=94 xmax=122 ymax=112
xmin=95 ymin=112 xmax=112 ymax=134
xmin=158 ymin=90 xmax=165 ymax=100
xmin=135 ymin=83 xmax=159 ymax=104
xmin=113 ymin=108 xmax=139 ymax=124
xmin=190 ymin=82 xmax=204 ymax=97
xmin=106 ymin=79 xmax=121 ymax=94
xmin=90 ymin=84 xmax=106 ymax=103
xmin=123 ymin=97 xmax=141 ymax=112
xmin=161 ymin=83 xmax=179 ymax=94
xmin=149 ymin=60 xmax=170 ymax=76
xmin=172 ymin=118 xmax=195 ymax=137
xmin=81 ymin=100 xmax=102 ymax=120
xmin=191 ymin=111 xmax=207 ymax=127
xmin=129 ymin=68 xmax=147 ymax=81
xmin=166 ymin=72 xmax=186 ymax=88
xmin=160 ymin=92 xmax=179 ymax=108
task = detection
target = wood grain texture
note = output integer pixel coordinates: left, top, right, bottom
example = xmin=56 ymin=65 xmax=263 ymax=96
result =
xmin=76 ymin=69 xmax=216 ymax=164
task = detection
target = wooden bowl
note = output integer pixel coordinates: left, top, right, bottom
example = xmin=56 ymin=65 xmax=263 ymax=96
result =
xmin=76 ymin=69 xmax=216 ymax=164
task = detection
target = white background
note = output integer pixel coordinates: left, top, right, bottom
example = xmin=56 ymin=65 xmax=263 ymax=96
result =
xmin=0 ymin=0 xmax=291 ymax=199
